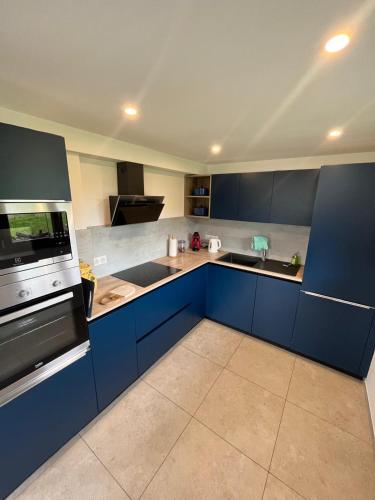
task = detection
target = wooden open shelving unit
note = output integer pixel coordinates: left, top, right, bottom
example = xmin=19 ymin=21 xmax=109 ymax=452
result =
xmin=184 ymin=174 xmax=211 ymax=219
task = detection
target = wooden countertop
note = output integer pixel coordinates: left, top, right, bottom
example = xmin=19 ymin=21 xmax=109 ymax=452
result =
xmin=89 ymin=249 xmax=304 ymax=321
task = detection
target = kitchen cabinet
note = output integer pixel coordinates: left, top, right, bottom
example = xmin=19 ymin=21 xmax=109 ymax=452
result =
xmin=303 ymin=163 xmax=375 ymax=306
xmin=89 ymin=303 xmax=138 ymax=411
xmin=292 ymin=291 xmax=374 ymax=376
xmin=206 ymin=264 xmax=257 ymax=332
xmin=0 ymin=352 xmax=97 ymax=499
xmin=270 ymin=169 xmax=319 ymax=226
xmin=136 ymin=266 xmax=206 ymax=374
xmin=210 ymin=174 xmax=240 ymax=220
xmin=238 ymin=172 xmax=274 ymax=222
xmin=0 ymin=122 xmax=71 ymax=201
xmin=252 ymin=276 xmax=300 ymax=348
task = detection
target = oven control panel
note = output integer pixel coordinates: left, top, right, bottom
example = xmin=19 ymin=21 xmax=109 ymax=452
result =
xmin=0 ymin=267 xmax=81 ymax=311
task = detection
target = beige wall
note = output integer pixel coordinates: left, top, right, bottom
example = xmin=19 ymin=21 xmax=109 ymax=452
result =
xmin=208 ymin=152 xmax=375 ymax=174
xmin=67 ymin=153 xmax=185 ymax=229
xmin=0 ymin=106 xmax=206 ymax=175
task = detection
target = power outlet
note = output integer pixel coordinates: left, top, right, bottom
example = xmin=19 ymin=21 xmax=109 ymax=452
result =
xmin=93 ymin=255 xmax=107 ymax=266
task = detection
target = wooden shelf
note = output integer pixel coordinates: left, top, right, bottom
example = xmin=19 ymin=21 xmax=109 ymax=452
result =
xmin=184 ymin=174 xmax=212 ymax=218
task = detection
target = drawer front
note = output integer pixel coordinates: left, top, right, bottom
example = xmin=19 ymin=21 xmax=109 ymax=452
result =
xmin=0 ymin=353 xmax=97 ymax=498
xmin=292 ymin=291 xmax=374 ymax=375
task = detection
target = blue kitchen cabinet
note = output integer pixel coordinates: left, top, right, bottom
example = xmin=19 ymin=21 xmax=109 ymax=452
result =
xmin=238 ymin=172 xmax=274 ymax=222
xmin=89 ymin=303 xmax=138 ymax=411
xmin=303 ymin=163 xmax=375 ymax=306
xmin=252 ymin=276 xmax=300 ymax=348
xmin=206 ymin=264 xmax=257 ymax=332
xmin=210 ymin=174 xmax=240 ymax=220
xmin=0 ymin=122 xmax=71 ymax=201
xmin=292 ymin=291 xmax=374 ymax=375
xmin=270 ymin=169 xmax=319 ymax=226
xmin=360 ymin=317 xmax=375 ymax=377
xmin=136 ymin=266 xmax=207 ymax=374
xmin=0 ymin=352 xmax=97 ymax=499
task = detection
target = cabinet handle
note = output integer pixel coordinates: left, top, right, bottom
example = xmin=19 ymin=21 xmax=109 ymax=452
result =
xmin=301 ymin=290 xmax=373 ymax=310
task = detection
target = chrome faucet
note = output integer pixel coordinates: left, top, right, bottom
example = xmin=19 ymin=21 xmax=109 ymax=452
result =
xmin=261 ymin=248 xmax=267 ymax=262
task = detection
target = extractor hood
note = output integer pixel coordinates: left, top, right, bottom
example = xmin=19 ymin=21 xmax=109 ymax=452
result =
xmin=109 ymin=162 xmax=164 ymax=226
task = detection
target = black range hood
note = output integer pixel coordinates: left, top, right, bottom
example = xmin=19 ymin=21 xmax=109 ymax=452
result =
xmin=109 ymin=162 xmax=164 ymax=226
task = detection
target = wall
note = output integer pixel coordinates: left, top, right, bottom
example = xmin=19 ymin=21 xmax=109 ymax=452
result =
xmin=208 ymin=151 xmax=375 ymax=174
xmin=0 ymin=106 xmax=206 ymax=175
xmin=67 ymin=153 xmax=185 ymax=229
xmin=195 ymin=219 xmax=310 ymax=264
xmin=76 ymin=218 xmax=194 ymax=277
xmin=366 ymin=356 xmax=375 ymax=437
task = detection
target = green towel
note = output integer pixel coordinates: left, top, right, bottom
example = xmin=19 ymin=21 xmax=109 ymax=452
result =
xmin=252 ymin=235 xmax=269 ymax=252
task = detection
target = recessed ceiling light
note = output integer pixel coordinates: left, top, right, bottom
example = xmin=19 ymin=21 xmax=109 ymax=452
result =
xmin=211 ymin=144 xmax=222 ymax=154
xmin=124 ymin=106 xmax=138 ymax=117
xmin=327 ymin=128 xmax=343 ymax=139
xmin=324 ymin=34 xmax=350 ymax=53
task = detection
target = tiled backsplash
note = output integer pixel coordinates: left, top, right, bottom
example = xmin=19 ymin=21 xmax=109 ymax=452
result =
xmin=75 ymin=217 xmax=310 ymax=277
xmin=195 ymin=219 xmax=310 ymax=264
xmin=75 ymin=217 xmax=194 ymax=277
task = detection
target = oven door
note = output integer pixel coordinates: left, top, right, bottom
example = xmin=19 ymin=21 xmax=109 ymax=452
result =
xmin=0 ymin=284 xmax=88 ymax=401
xmin=0 ymin=209 xmax=73 ymax=275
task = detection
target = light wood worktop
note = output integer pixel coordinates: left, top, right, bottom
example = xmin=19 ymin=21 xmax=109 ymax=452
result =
xmin=89 ymin=249 xmax=304 ymax=321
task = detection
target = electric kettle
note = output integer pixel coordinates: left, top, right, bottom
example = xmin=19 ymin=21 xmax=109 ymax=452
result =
xmin=208 ymin=237 xmax=222 ymax=253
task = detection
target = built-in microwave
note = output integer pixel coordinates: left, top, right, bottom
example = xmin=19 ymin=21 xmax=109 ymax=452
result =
xmin=0 ymin=202 xmax=79 ymax=286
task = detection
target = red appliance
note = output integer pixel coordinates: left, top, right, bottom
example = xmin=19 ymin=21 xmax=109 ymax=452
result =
xmin=191 ymin=232 xmax=201 ymax=252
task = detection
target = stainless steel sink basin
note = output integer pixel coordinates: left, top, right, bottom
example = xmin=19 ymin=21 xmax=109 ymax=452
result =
xmin=218 ymin=252 xmax=300 ymax=276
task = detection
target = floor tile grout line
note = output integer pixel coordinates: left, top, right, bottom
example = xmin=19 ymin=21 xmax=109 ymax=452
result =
xmin=192 ymin=362 xmax=225 ymax=418
xmin=80 ymin=435 xmax=134 ymax=500
xmin=266 ymin=356 xmax=296 ymax=492
xmin=285 ymin=400 xmax=375 ymax=449
xmin=138 ymin=414 xmax=194 ymax=499
xmin=142 ymin=378 xmax=195 ymax=417
xmin=266 ymin=472 xmax=309 ymax=500
xmin=224 ymin=365 xmax=288 ymax=400
xmin=178 ymin=342 xmax=227 ymax=369
xmin=193 ymin=417 xmax=270 ymax=476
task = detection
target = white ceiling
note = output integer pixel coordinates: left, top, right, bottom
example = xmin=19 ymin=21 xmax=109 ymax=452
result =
xmin=1 ymin=0 xmax=375 ymax=164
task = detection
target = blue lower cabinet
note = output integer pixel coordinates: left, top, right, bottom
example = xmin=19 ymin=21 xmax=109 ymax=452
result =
xmin=206 ymin=264 xmax=257 ymax=332
xmin=252 ymin=276 xmax=300 ymax=348
xmin=89 ymin=304 xmax=138 ymax=411
xmin=292 ymin=291 xmax=374 ymax=375
xmin=0 ymin=352 xmax=97 ymax=499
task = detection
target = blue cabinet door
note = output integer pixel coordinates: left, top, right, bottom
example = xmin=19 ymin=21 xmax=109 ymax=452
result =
xmin=238 ymin=172 xmax=274 ymax=222
xmin=206 ymin=264 xmax=257 ymax=332
xmin=252 ymin=276 xmax=300 ymax=347
xmin=270 ymin=169 xmax=319 ymax=226
xmin=0 ymin=122 xmax=71 ymax=201
xmin=303 ymin=163 xmax=375 ymax=306
xmin=211 ymin=174 xmax=240 ymax=220
xmin=292 ymin=291 xmax=374 ymax=375
xmin=0 ymin=352 xmax=97 ymax=499
xmin=360 ymin=318 xmax=375 ymax=377
xmin=89 ymin=304 xmax=138 ymax=411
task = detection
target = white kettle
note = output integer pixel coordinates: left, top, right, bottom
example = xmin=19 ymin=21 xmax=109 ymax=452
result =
xmin=208 ymin=237 xmax=222 ymax=253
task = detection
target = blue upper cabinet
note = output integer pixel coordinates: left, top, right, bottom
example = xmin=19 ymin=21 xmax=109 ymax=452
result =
xmin=206 ymin=264 xmax=257 ymax=332
xmin=270 ymin=169 xmax=319 ymax=226
xmin=252 ymin=276 xmax=300 ymax=348
xmin=302 ymin=163 xmax=375 ymax=306
xmin=238 ymin=172 xmax=274 ymax=222
xmin=211 ymin=174 xmax=240 ymax=220
xmin=89 ymin=304 xmax=138 ymax=411
xmin=0 ymin=122 xmax=71 ymax=201
xmin=292 ymin=291 xmax=374 ymax=376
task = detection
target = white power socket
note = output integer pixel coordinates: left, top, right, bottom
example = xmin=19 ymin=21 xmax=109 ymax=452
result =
xmin=93 ymin=255 xmax=108 ymax=266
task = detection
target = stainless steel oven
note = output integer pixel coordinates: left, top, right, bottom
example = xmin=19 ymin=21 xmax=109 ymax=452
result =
xmin=0 ymin=201 xmax=79 ymax=287
xmin=0 ymin=201 xmax=89 ymax=407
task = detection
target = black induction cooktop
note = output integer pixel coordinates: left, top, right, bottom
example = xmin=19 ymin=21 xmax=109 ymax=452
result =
xmin=112 ymin=262 xmax=182 ymax=287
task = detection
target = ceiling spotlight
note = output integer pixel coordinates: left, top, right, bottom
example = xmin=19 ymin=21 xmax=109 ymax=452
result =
xmin=327 ymin=128 xmax=343 ymax=139
xmin=124 ymin=106 xmax=138 ymax=117
xmin=324 ymin=34 xmax=350 ymax=53
xmin=211 ymin=144 xmax=222 ymax=154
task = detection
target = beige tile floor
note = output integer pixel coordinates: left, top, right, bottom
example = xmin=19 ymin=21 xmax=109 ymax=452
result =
xmin=9 ymin=319 xmax=375 ymax=500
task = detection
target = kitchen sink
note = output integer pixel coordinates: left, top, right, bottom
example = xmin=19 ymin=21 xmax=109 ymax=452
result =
xmin=218 ymin=252 xmax=300 ymax=276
